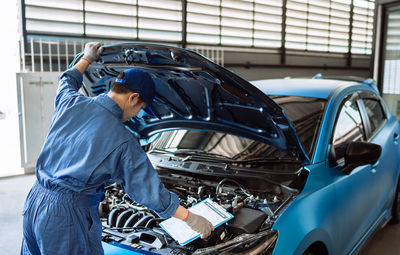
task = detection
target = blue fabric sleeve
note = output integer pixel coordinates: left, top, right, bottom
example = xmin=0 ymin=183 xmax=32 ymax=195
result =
xmin=55 ymin=68 xmax=84 ymax=109
xmin=116 ymin=139 xmax=179 ymax=219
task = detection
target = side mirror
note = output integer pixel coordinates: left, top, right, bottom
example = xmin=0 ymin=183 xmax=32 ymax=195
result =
xmin=342 ymin=141 xmax=382 ymax=175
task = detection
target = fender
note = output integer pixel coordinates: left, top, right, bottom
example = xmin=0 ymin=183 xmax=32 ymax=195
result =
xmin=272 ymin=163 xmax=337 ymax=255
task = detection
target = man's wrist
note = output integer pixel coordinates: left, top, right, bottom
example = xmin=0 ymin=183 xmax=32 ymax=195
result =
xmin=81 ymin=57 xmax=91 ymax=64
xmin=182 ymin=210 xmax=190 ymax=221
xmin=173 ymin=205 xmax=190 ymax=221
xmin=74 ymin=58 xmax=91 ymax=74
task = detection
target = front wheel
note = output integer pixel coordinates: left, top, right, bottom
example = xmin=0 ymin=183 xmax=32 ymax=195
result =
xmin=390 ymin=178 xmax=400 ymax=224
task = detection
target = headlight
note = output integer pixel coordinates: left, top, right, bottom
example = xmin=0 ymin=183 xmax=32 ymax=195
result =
xmin=193 ymin=230 xmax=278 ymax=255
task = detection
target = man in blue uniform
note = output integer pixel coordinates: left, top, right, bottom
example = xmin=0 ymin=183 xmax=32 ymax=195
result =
xmin=21 ymin=42 xmax=213 ymax=255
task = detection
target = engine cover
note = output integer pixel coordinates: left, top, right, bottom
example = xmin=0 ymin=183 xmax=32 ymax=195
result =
xmin=227 ymin=207 xmax=267 ymax=234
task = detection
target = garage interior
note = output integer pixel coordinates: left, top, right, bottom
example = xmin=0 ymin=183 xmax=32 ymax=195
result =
xmin=1 ymin=0 xmax=400 ymax=254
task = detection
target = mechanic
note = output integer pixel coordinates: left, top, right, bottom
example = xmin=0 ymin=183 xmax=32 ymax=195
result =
xmin=21 ymin=42 xmax=213 ymax=255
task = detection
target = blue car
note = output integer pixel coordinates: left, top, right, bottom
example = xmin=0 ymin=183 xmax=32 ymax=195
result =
xmin=73 ymin=43 xmax=400 ymax=255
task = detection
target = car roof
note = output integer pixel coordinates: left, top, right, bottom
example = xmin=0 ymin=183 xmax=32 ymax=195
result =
xmin=251 ymin=78 xmax=358 ymax=99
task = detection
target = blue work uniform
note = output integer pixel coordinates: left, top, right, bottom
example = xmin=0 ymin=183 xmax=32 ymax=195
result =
xmin=21 ymin=68 xmax=179 ymax=255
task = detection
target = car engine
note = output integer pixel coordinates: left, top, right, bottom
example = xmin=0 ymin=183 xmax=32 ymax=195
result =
xmin=99 ymin=170 xmax=300 ymax=254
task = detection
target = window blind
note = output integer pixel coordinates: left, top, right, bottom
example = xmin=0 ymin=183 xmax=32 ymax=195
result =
xmin=385 ymin=9 xmax=400 ymax=60
xmin=382 ymin=10 xmax=400 ymax=94
xmin=186 ymin=0 xmax=282 ymax=47
xmin=286 ymin=0 xmax=351 ymax=53
xmin=24 ymin=0 xmax=374 ymax=54
xmin=25 ymin=0 xmax=84 ymax=35
xmin=351 ymin=0 xmax=374 ymax=54
xmin=25 ymin=0 xmax=182 ymax=41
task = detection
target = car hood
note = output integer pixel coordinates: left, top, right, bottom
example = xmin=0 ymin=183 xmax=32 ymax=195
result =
xmin=74 ymin=43 xmax=310 ymax=163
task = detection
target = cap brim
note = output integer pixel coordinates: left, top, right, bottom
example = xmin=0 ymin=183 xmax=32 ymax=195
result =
xmin=143 ymin=104 xmax=161 ymax=119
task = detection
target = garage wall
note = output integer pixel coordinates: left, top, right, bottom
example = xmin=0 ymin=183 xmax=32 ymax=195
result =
xmin=223 ymin=50 xmax=371 ymax=80
xmin=20 ymin=0 xmax=374 ymax=81
xmin=231 ymin=66 xmax=371 ymax=81
xmin=22 ymin=39 xmax=371 ymax=81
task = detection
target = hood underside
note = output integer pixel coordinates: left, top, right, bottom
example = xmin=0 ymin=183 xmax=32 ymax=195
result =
xmin=73 ymin=43 xmax=310 ymax=163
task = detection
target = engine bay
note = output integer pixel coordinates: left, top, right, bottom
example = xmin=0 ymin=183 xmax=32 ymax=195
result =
xmin=99 ymin=167 xmax=305 ymax=254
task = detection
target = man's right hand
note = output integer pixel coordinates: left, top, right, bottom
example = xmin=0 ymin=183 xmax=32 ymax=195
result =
xmin=184 ymin=211 xmax=214 ymax=239
xmin=82 ymin=42 xmax=103 ymax=63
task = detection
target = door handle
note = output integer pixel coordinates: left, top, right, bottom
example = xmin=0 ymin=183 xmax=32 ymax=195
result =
xmin=394 ymin=133 xmax=399 ymax=142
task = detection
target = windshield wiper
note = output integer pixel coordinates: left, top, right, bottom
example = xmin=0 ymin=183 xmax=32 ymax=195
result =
xmin=180 ymin=154 xmax=299 ymax=166
xmin=148 ymin=148 xmax=230 ymax=159
xmin=237 ymin=157 xmax=299 ymax=164
xmin=147 ymin=148 xmax=174 ymax=155
xmin=149 ymin=148 xmax=300 ymax=193
xmin=149 ymin=148 xmax=299 ymax=165
xmin=147 ymin=148 xmax=234 ymax=164
xmin=174 ymin=149 xmax=232 ymax=159
xmin=174 ymin=149 xmax=298 ymax=163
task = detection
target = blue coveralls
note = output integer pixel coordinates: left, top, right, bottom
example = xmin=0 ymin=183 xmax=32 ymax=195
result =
xmin=21 ymin=68 xmax=179 ymax=255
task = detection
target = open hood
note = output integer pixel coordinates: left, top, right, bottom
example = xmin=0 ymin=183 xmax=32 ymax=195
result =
xmin=73 ymin=43 xmax=310 ymax=163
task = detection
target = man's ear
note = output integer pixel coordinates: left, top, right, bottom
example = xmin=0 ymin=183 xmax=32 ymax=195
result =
xmin=128 ymin=92 xmax=140 ymax=105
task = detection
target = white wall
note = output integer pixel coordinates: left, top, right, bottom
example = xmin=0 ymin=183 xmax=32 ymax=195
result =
xmin=0 ymin=0 xmax=23 ymax=176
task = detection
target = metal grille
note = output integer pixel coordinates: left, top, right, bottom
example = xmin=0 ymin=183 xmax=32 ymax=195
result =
xmin=20 ymin=39 xmax=225 ymax=72
xmin=187 ymin=45 xmax=224 ymax=66
xmin=21 ymin=38 xmax=85 ymax=72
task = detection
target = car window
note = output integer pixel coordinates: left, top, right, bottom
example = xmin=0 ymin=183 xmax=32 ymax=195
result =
xmin=362 ymin=98 xmax=386 ymax=136
xmin=149 ymin=96 xmax=326 ymax=161
xmin=150 ymin=129 xmax=288 ymax=159
xmin=269 ymin=95 xmax=326 ymax=159
xmin=149 ymin=129 xmax=303 ymax=173
xmin=332 ymin=96 xmax=365 ymax=161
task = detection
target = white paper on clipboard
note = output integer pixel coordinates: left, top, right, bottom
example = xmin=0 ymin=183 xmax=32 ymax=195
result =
xmin=160 ymin=198 xmax=234 ymax=245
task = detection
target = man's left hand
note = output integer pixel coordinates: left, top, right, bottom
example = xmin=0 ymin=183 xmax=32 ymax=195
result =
xmin=184 ymin=212 xmax=214 ymax=239
xmin=82 ymin=42 xmax=103 ymax=63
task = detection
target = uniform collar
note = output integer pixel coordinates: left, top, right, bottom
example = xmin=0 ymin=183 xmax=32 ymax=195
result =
xmin=95 ymin=94 xmax=123 ymax=120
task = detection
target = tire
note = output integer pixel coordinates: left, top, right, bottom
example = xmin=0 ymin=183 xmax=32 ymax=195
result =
xmin=303 ymin=242 xmax=328 ymax=255
xmin=390 ymin=178 xmax=400 ymax=224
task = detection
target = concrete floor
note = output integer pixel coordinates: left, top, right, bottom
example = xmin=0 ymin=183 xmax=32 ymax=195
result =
xmin=1 ymin=174 xmax=399 ymax=254
xmin=0 ymin=174 xmax=35 ymax=254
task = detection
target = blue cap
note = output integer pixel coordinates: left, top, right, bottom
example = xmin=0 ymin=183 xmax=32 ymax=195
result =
xmin=115 ymin=68 xmax=160 ymax=119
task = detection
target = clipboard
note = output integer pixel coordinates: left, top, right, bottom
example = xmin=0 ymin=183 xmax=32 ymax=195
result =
xmin=160 ymin=198 xmax=234 ymax=245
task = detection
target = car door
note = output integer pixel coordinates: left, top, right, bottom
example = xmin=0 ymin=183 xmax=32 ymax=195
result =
xmin=358 ymin=92 xmax=398 ymax=218
xmin=329 ymin=92 xmax=380 ymax=254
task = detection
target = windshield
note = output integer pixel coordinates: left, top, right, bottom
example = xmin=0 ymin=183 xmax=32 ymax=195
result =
xmin=149 ymin=95 xmax=326 ymax=161
xmin=270 ymin=95 xmax=326 ymax=160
